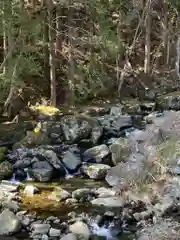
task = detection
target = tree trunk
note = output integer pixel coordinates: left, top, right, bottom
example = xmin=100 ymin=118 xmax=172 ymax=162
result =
xmin=144 ymin=0 xmax=151 ymax=74
xmin=176 ymin=33 xmax=180 ymax=80
xmin=44 ymin=10 xmax=50 ymax=81
xmin=48 ymin=8 xmax=56 ymax=106
xmin=162 ymin=0 xmax=168 ymax=64
xmin=67 ymin=3 xmax=75 ymax=106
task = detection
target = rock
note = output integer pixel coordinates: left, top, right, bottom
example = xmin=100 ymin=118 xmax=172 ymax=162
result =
xmin=105 ymin=153 xmax=151 ymax=187
xmin=24 ymin=185 xmax=39 ymax=196
xmin=48 ymin=186 xmax=71 ymax=202
xmin=110 ymin=105 xmax=122 ymax=116
xmin=0 ymin=161 xmax=13 ymax=180
xmin=111 ymin=114 xmax=132 ymax=130
xmin=62 ymin=151 xmax=81 ymax=171
xmin=2 ymin=200 xmax=20 ymax=212
xmin=83 ymin=145 xmax=109 ymax=163
xmin=14 ymin=158 xmax=31 ymax=169
xmin=157 ymin=91 xmax=180 ymax=110
xmin=137 ymin=218 xmax=180 ymax=240
xmin=81 ymin=164 xmax=111 ymax=180
xmin=0 ymin=147 xmax=7 ymax=162
xmin=91 ymin=197 xmax=124 ymax=207
xmin=40 ymin=149 xmax=64 ymax=171
xmin=91 ymin=125 xmax=103 ymax=144
xmin=0 ymin=180 xmax=20 ymax=192
xmin=96 ymin=187 xmax=116 ymax=198
xmin=49 ymin=227 xmax=61 ymax=237
xmin=61 ymin=115 xmax=92 ymax=143
xmin=72 ymin=188 xmax=95 ymax=202
xmin=69 ymin=221 xmax=91 ymax=240
xmin=109 ymin=138 xmax=131 ymax=165
xmin=0 ymin=209 xmax=21 ymax=235
xmin=60 ymin=233 xmax=77 ymax=240
xmin=31 ymin=223 xmax=50 ymax=234
xmin=159 ymin=111 xmax=180 ymax=140
xmin=32 ymin=161 xmax=54 ymax=182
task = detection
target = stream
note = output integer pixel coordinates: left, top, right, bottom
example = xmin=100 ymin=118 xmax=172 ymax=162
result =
xmin=1 ymin=96 xmax=180 ymax=239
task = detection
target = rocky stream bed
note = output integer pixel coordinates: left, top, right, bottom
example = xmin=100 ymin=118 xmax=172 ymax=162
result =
xmin=1 ymin=93 xmax=180 ymax=239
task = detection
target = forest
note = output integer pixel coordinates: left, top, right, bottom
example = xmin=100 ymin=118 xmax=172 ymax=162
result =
xmin=0 ymin=0 xmax=180 ymax=117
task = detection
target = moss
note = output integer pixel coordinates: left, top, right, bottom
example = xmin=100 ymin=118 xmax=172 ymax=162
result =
xmin=30 ymin=105 xmax=60 ymax=116
xmin=0 ymin=147 xmax=7 ymax=162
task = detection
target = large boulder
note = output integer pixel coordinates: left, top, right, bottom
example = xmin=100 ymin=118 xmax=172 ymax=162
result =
xmin=60 ymin=115 xmax=92 ymax=143
xmin=105 ymin=153 xmax=152 ymax=188
xmin=0 ymin=209 xmax=21 ymax=235
xmin=31 ymin=161 xmax=54 ymax=182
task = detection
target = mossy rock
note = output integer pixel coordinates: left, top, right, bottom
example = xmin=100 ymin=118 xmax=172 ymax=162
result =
xmin=0 ymin=147 xmax=7 ymax=162
xmin=156 ymin=91 xmax=180 ymax=110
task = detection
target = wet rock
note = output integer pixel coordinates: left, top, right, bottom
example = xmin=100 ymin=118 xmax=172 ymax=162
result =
xmin=91 ymin=197 xmax=124 ymax=207
xmin=69 ymin=221 xmax=91 ymax=240
xmin=24 ymin=185 xmax=39 ymax=197
xmin=96 ymin=187 xmax=116 ymax=198
xmin=60 ymin=233 xmax=77 ymax=240
xmin=49 ymin=227 xmax=61 ymax=237
xmin=105 ymin=153 xmax=149 ymax=187
xmin=62 ymin=151 xmax=81 ymax=171
xmin=31 ymin=223 xmax=50 ymax=235
xmin=157 ymin=91 xmax=180 ymax=110
xmin=0 ymin=161 xmax=13 ymax=180
xmin=0 ymin=209 xmax=21 ymax=235
xmin=109 ymin=138 xmax=131 ymax=165
xmin=61 ymin=115 xmax=92 ymax=143
xmin=83 ymin=145 xmax=109 ymax=163
xmin=48 ymin=186 xmax=71 ymax=202
xmin=81 ymin=163 xmax=110 ymax=180
xmin=136 ymin=218 xmax=180 ymax=240
xmin=72 ymin=188 xmax=95 ymax=202
xmin=32 ymin=161 xmax=54 ymax=182
xmin=91 ymin=124 xmax=103 ymax=144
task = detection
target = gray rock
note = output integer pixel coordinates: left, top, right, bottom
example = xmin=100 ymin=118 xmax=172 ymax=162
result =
xmin=60 ymin=233 xmax=77 ymax=240
xmin=49 ymin=227 xmax=61 ymax=237
xmin=112 ymin=114 xmax=132 ymax=130
xmin=96 ymin=187 xmax=116 ymax=198
xmin=110 ymin=105 xmax=122 ymax=116
xmin=61 ymin=115 xmax=92 ymax=143
xmin=109 ymin=138 xmax=131 ymax=165
xmin=82 ymin=164 xmax=110 ymax=180
xmin=69 ymin=221 xmax=90 ymax=240
xmin=3 ymin=200 xmax=20 ymax=212
xmin=91 ymin=197 xmax=124 ymax=207
xmin=83 ymin=145 xmax=109 ymax=163
xmin=0 ymin=209 xmax=21 ymax=235
xmin=105 ymin=153 xmax=150 ymax=187
xmin=32 ymin=161 xmax=54 ymax=182
xmin=91 ymin=125 xmax=103 ymax=144
xmin=62 ymin=151 xmax=81 ymax=171
xmin=31 ymin=223 xmax=50 ymax=234
xmin=13 ymin=157 xmax=31 ymax=169
xmin=40 ymin=149 xmax=63 ymax=170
